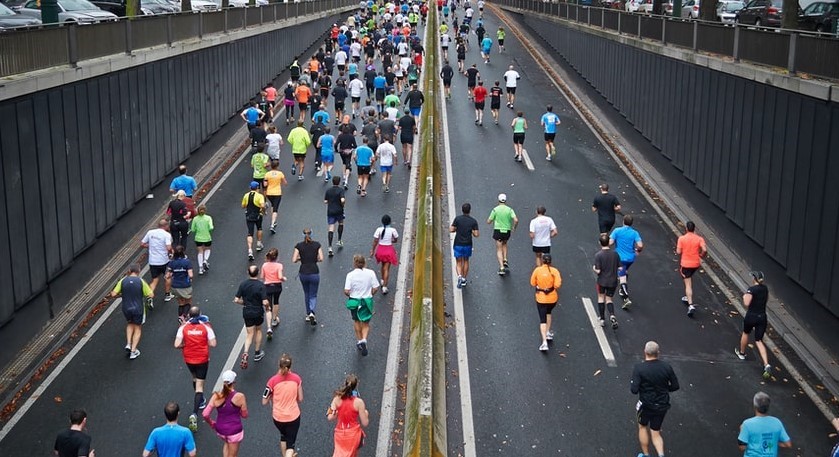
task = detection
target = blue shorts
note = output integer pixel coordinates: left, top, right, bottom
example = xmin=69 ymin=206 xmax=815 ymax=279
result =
xmin=322 ymin=154 xmax=334 ymax=164
xmin=410 ymin=107 xmax=421 ymax=117
xmin=327 ymin=214 xmax=345 ymax=225
xmin=380 ymin=165 xmax=393 ymax=173
xmin=453 ymin=244 xmax=472 ymax=259
xmin=618 ymin=260 xmax=634 ymax=277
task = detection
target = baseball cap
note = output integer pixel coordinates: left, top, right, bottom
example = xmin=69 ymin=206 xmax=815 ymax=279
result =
xmin=221 ymin=370 xmax=237 ymax=384
xmin=250 ymin=181 xmax=259 ymax=190
xmin=497 ymin=193 xmax=507 ymax=203
xmin=750 ymin=271 xmax=765 ymax=282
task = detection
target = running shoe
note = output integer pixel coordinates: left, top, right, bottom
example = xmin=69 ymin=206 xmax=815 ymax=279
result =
xmin=734 ymin=348 xmax=746 ymax=360
xmin=361 ymin=189 xmax=367 ymax=197
xmin=267 ymin=329 xmax=273 ymax=340
xmin=324 ymin=174 xmax=330 ymax=182
xmin=497 ymin=268 xmax=506 ymax=276
xmin=254 ymin=350 xmax=265 ymax=362
xmin=304 ymin=314 xmax=311 ymax=323
xmin=687 ymin=305 xmax=696 ymax=318
xmin=129 ymin=349 xmax=141 ymax=359
xmin=461 ymin=278 xmax=468 ymax=287
xmin=309 ymin=313 xmax=317 ymax=326
xmin=356 ymin=341 xmax=364 ymax=351
xmin=271 ymin=224 xmax=277 ymax=234
xmin=622 ymin=298 xmax=632 ymax=310
xmin=203 ymin=261 xmax=209 ymax=271
xmin=343 ymin=182 xmax=349 ymax=190
xmin=248 ymin=252 xmax=255 ymax=261
xmin=272 ymin=317 xmax=279 ymax=327
xmin=550 ymin=144 xmax=557 ymax=156
xmin=546 ymin=155 xmax=551 ymax=161
xmin=763 ymin=364 xmax=772 ymax=380
xmin=457 ymin=276 xmax=463 ymax=289
xmin=539 ymin=342 xmax=548 ymax=352
xmin=326 ymin=170 xmax=332 ymax=180
xmin=610 ymin=315 xmax=619 ymax=329
xmin=291 ymin=163 xmax=297 ymax=175
xmin=681 ymin=296 xmax=689 ymax=304
xmin=337 ymin=240 xmax=344 ymax=247
xmin=384 ymin=185 xmax=390 ymax=193
xmin=360 ymin=341 xmax=369 ymax=356
xmin=198 ymin=269 xmax=204 ymax=275
xmin=256 ymin=241 xmax=264 ymax=251
xmin=240 ymin=352 xmax=248 ymax=369
xmin=145 ymin=297 xmax=154 ymax=310
xmin=546 ymin=330 xmax=555 ymax=341
xmin=328 ymin=247 xmax=334 ymax=257
xmin=125 ymin=343 xmax=131 ymax=353
xmin=357 ymin=185 xmax=362 ymax=195
xmin=503 ymin=259 xmax=509 ymax=270
xmin=164 ymin=292 xmax=174 ymax=302
xmin=599 ymin=318 xmax=605 ymax=327
xmin=382 ymin=286 xmax=389 ymax=295
xmin=188 ymin=414 xmax=198 ymax=433
xmin=298 ymin=175 xmax=304 ymax=181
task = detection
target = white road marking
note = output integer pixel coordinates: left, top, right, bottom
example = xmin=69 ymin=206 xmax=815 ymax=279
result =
xmin=521 ymin=148 xmax=535 ymax=171
xmin=211 ymin=326 xmax=249 ymax=392
xmin=581 ymin=297 xmax=617 ymax=367
xmin=375 ymin=23 xmax=429 ymax=457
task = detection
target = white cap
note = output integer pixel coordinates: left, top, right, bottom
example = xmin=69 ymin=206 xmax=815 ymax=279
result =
xmin=221 ymin=370 xmax=237 ymax=384
xmin=498 ymin=193 xmax=507 ymax=203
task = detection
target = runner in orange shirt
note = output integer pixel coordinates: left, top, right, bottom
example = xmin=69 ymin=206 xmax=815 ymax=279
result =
xmin=294 ymin=82 xmax=313 ymax=124
xmin=676 ymin=221 xmax=707 ymax=318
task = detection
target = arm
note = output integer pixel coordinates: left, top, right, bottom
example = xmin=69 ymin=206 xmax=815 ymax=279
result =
xmin=472 ymin=228 xmax=479 ymax=238
xmin=292 ymin=248 xmax=301 ymax=263
xmin=629 ymin=365 xmax=640 ymax=395
xmin=356 ymin=398 xmax=370 ymax=427
xmin=235 ymin=392 xmax=249 ymax=418
xmin=317 ymin=248 xmax=324 ymax=262
xmin=208 ymin=337 xmax=217 ymax=348
xmin=635 ymin=240 xmax=644 ymax=253
xmin=371 ymin=237 xmax=380 ymax=257
xmin=327 ymin=396 xmax=340 ymax=421
xmin=297 ymin=384 xmax=304 ymax=403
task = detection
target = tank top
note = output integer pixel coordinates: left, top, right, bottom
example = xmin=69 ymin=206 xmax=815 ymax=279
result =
xmin=335 ymin=396 xmax=360 ymax=429
xmin=262 ymin=261 xmax=284 ymax=285
xmin=214 ymin=392 xmax=243 ymax=436
xmin=513 ymin=117 xmax=526 ymax=133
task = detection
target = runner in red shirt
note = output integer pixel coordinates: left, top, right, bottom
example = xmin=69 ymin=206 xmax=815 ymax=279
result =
xmin=174 ymin=306 xmax=217 ymax=432
xmin=473 ymin=81 xmax=488 ymax=126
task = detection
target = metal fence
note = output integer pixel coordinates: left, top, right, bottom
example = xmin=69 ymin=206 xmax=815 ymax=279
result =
xmin=0 ymin=0 xmax=354 ymax=78
xmin=499 ymin=0 xmax=839 ymax=80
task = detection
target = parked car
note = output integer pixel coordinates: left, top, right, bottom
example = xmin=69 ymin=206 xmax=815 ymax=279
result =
xmin=227 ymin=0 xmax=269 ymax=7
xmin=166 ymin=0 xmax=217 ymax=11
xmin=716 ymin=0 xmax=744 ymax=22
xmin=0 ymin=0 xmax=41 ymax=27
xmin=681 ymin=0 xmax=700 ymax=18
xmin=17 ymin=0 xmax=118 ymax=22
xmin=797 ymin=0 xmax=838 ymax=32
xmin=91 ymin=0 xmax=177 ymax=15
xmin=735 ymin=0 xmax=783 ymax=26
xmin=626 ymin=0 xmax=653 ymax=13
xmin=662 ymin=0 xmax=675 ymax=16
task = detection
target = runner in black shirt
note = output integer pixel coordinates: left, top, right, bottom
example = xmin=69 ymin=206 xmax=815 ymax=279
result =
xmin=735 ymin=271 xmax=773 ymax=379
xmin=450 ymin=203 xmax=480 ymax=288
xmin=465 ymin=64 xmax=480 ymax=100
xmin=630 ymin=341 xmax=679 ymax=457
xmin=593 ymin=234 xmax=621 ymax=329
xmin=331 ymin=80 xmax=348 ymax=124
xmin=489 ymin=81 xmax=504 ymax=124
xmin=440 ymin=61 xmax=455 ymax=99
xmin=592 ymin=183 xmax=621 ymax=234
xmin=336 ymin=131 xmax=357 ymax=189
xmin=323 ymin=176 xmax=347 ymax=256
xmin=398 ymin=113 xmax=416 ymax=165
xmin=54 ymin=410 xmax=93 ymax=457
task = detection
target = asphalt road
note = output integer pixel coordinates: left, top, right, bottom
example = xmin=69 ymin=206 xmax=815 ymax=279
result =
xmin=440 ymin=7 xmax=834 ymax=456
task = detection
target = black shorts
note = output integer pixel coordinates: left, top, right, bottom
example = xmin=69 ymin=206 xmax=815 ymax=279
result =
xmin=491 ymin=100 xmax=501 ymax=110
xmin=532 ymin=245 xmax=551 ymax=254
xmin=335 ymin=101 xmax=345 ymax=110
xmin=375 ymin=88 xmax=385 ymax=101
xmin=186 ymin=362 xmax=209 ymax=380
xmin=536 ymin=302 xmax=556 ymax=324
xmin=337 ymin=64 xmax=346 ymax=72
xmin=492 ymin=229 xmax=511 ymax=242
xmin=150 ymin=264 xmax=167 ymax=279
xmin=350 ymin=307 xmax=364 ymax=321
xmin=680 ymin=266 xmax=698 ymax=278
xmin=401 ymin=135 xmax=414 ymax=145
xmin=273 ymin=416 xmax=301 ymax=448
xmin=340 ymin=152 xmax=353 ymax=167
xmin=637 ymin=407 xmax=667 ymax=432
xmin=498 ymin=39 xmax=505 ymax=46
xmin=597 ymin=284 xmax=617 ymax=297
xmin=267 ymin=195 xmax=282 ymax=210
xmin=743 ymin=313 xmax=767 ymax=341
xmin=352 ymin=96 xmax=361 ymax=103
xmin=474 ymin=101 xmax=485 ymax=110
xmin=357 ymin=165 xmax=371 ymax=176
xmin=598 ymin=219 xmax=615 ymax=234
xmin=246 ymin=217 xmax=263 ymax=237
xmin=244 ymin=311 xmax=265 ymax=328
xmin=506 ymin=86 xmax=517 ymax=94
xmin=266 ymin=283 xmax=283 ymax=305
xmin=194 ymin=241 xmax=212 ymax=247
xmin=443 ymin=78 xmax=452 ymax=87
xmin=123 ymin=306 xmax=145 ymax=325
xmin=544 ymin=132 xmax=556 ymax=142
xmin=298 ymin=102 xmax=308 ymax=111
xmin=457 ymin=54 xmax=466 ymax=61
xmin=513 ymin=132 xmax=525 ymax=144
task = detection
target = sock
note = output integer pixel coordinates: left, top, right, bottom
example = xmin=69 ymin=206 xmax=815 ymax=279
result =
xmin=598 ymin=302 xmax=605 ymax=319
xmin=328 ymin=231 xmax=334 ymax=246
xmin=204 ymin=250 xmax=211 ymax=261
xmin=338 ymin=224 xmax=344 ymax=240
xmin=620 ymin=283 xmax=629 ymax=297
xmin=196 ymin=252 xmax=204 ymax=267
xmin=607 ymin=302 xmax=615 ymax=315
xmin=193 ymin=392 xmax=203 ymax=415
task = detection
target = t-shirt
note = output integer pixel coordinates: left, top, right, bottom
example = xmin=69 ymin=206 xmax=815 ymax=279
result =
xmin=373 ymin=226 xmax=399 ymax=246
xmin=473 ymin=86 xmax=487 ymax=103
xmin=190 ymin=214 xmax=214 ymax=243
xmin=142 ymin=228 xmax=172 ymax=266
xmin=319 ymin=134 xmax=336 ymax=157
xmin=440 ymin=65 xmax=454 ymax=79
xmin=610 ymin=225 xmax=642 ymax=262
xmin=294 ymin=85 xmax=312 ymax=104
xmin=324 ymin=186 xmax=346 ymax=217
xmin=54 ymin=429 xmax=92 ymax=457
xmin=337 ymin=133 xmax=357 ymax=152
xmin=541 ymin=112 xmax=560 ymax=134
xmin=440 ymin=33 xmax=451 ymax=47
xmin=355 ymin=145 xmax=374 ymax=166
xmin=176 ymin=321 xmax=214 ymax=364
xmin=251 ymin=126 xmax=267 ymax=146
xmin=262 ymin=261 xmax=284 ymax=285
xmin=264 ymin=170 xmax=285 ymax=197
xmin=378 ymin=119 xmax=397 ymax=140
xmin=405 ymin=90 xmax=424 ymax=108
xmin=167 ymin=258 xmax=192 ymax=289
xmin=348 ymin=79 xmax=366 ymax=97
xmin=313 ymin=110 xmax=330 ymax=125
xmin=490 ymin=86 xmax=503 ymax=102
xmin=113 ymin=275 xmax=151 ymax=312
xmin=266 ymin=372 xmax=302 ymax=422
xmin=503 ymin=69 xmax=520 ymax=87
xmin=294 ymin=241 xmax=321 ymax=275
xmin=236 ymin=279 xmax=267 ymax=315
xmin=488 ymin=204 xmax=517 ymax=233
xmin=465 ymin=67 xmax=479 ymax=85
xmin=242 ymin=191 xmax=265 ymax=219
xmin=170 ymin=175 xmax=197 ymax=197
xmin=592 ymin=193 xmax=620 ymax=223
xmin=481 ymin=37 xmax=492 ymax=51
xmin=529 ymin=215 xmax=556 ymax=247
xmin=287 ymin=127 xmax=312 ymax=155
xmin=738 ymin=416 xmax=791 ymax=457
xmin=594 ymin=248 xmax=620 ymax=288
xmin=265 ymin=133 xmax=283 ymax=159
xmin=251 ymin=152 xmax=270 ymax=179
xmin=344 ymin=268 xmax=380 ymax=298
xmin=530 ymin=265 xmax=561 ymax=304
xmin=677 ymin=231 xmax=706 ymax=268
xmin=451 ymin=214 xmax=479 ymax=246
xmin=377 ymin=143 xmax=398 ymax=166
xmin=745 ymin=284 xmax=769 ymax=316
xmin=243 ymin=107 xmax=260 ymax=124
xmin=630 ymin=359 xmax=679 ymax=412
xmin=143 ymin=423 xmax=196 ymax=457
xmin=398 ymin=115 xmax=416 ymax=139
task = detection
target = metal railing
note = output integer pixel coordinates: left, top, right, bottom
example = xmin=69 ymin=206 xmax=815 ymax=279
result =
xmin=498 ymin=0 xmax=839 ymax=80
xmin=0 ymin=0 xmax=354 ymax=78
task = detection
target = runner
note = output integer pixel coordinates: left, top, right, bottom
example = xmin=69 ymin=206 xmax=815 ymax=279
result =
xmin=324 ymin=176 xmax=347 ymax=257
xmin=242 ymin=181 xmax=265 ymax=261
xmin=465 ymin=63 xmax=480 ymax=99
xmin=202 ymin=370 xmax=248 ymax=457
xmin=371 ymin=214 xmax=399 ymax=295
xmin=189 ymin=205 xmax=213 ymax=275
xmin=440 ymin=31 xmax=451 ymax=61
xmin=344 ymin=254 xmax=380 ymax=356
xmin=327 ymin=374 xmax=370 ymax=455
xmin=318 ymin=127 xmax=337 ymax=182
xmin=142 ymin=402 xmax=196 ymax=457
xmin=170 ymin=165 xmax=197 ymax=198
xmin=486 ymin=193 xmax=518 ymax=276
xmin=260 ymin=248 xmax=287 ymax=340
xmin=289 ymin=56 xmax=301 ymax=83
xmin=240 ymin=101 xmax=265 ymax=132
xmin=287 ymin=120 xmax=312 ymax=180
xmin=309 ymin=117 xmax=326 ymax=172
xmin=450 ymin=202 xmax=480 ymax=288
xmin=503 ymin=65 xmax=521 ymax=108
xmin=540 ymin=104 xmax=561 ymax=160
xmin=294 ymin=81 xmax=312 ymax=124
xmin=734 ymin=271 xmax=773 ymax=379
xmin=480 ymin=33 xmax=492 ymax=64
xmin=676 ymin=220 xmax=707 ymax=318
xmin=234 ymin=265 xmax=269 ymax=369
xmin=263 ymin=161 xmax=287 ymax=234
xmin=489 ymin=81 xmax=503 ymax=125
xmin=529 ymin=206 xmax=558 ymax=267
xmin=511 ymin=111 xmax=527 ymax=162
xmin=496 ymin=26 xmax=506 ymax=52
xmin=251 ymin=145 xmax=270 ymax=189
xmin=376 ymin=136 xmax=398 ymax=193
xmin=397 ymin=109 xmax=417 ymax=166
xmin=283 ymin=82 xmax=296 ymax=125
xmin=440 ymin=59 xmax=455 ymax=99
xmin=630 ymin=341 xmax=680 ymax=457
xmin=266 ymin=126 xmax=284 ymax=161
xmin=348 ymin=76 xmax=366 ymax=118
xmin=592 ymin=183 xmax=622 ymax=234
xmin=455 ymin=38 xmax=467 ymax=73
xmin=530 ymin=254 xmax=562 ymax=352
xmin=331 ymin=79 xmax=349 ymax=124
xmin=111 ymin=264 xmax=152 ymax=360
xmin=265 ymin=82 xmax=278 ymax=110
xmin=373 ymin=71 xmax=388 ymax=112
xmin=174 ymin=306 xmax=216 ymax=433
xmin=354 ymin=137 xmax=376 ymax=197
xmin=593 ymin=233 xmax=621 ymax=328
xmin=336 ymin=124 xmax=357 ymax=190
xmin=54 ymin=410 xmax=94 ymax=457
xmin=263 ymin=354 xmax=303 ymax=457
xmin=141 ymin=219 xmax=173 ymax=303
xmin=166 ymin=245 xmax=194 ymax=324
xmin=292 ymin=228 xmax=324 ymax=324
xmin=737 ymin=392 xmax=793 ymax=456
xmin=609 ymin=214 xmax=643 ymax=309
xmin=404 ymin=83 xmax=424 ymax=119
xmin=473 ymin=80 xmax=488 ymax=125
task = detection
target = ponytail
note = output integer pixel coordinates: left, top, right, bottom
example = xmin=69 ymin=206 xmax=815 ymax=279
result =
xmin=379 ymin=214 xmax=392 ymax=240
xmin=303 ymin=228 xmax=313 ymax=244
xmin=334 ymin=374 xmax=359 ymax=399
xmin=278 ymin=353 xmax=292 ymax=375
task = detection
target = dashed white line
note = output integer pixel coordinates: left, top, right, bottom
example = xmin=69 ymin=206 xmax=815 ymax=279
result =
xmin=581 ymin=297 xmax=617 ymax=367
xmin=521 ymin=148 xmax=535 ymax=171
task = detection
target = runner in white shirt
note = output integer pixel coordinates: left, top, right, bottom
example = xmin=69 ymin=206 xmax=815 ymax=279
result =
xmin=376 ymin=138 xmax=398 ymax=193
xmin=395 ymin=12 xmax=404 ymax=26
xmin=440 ymin=32 xmax=451 ymax=60
xmin=503 ymin=65 xmax=521 ymax=108
xmin=348 ymin=78 xmax=366 ymax=117
xmin=371 ymin=214 xmax=399 ymax=294
xmin=350 ymin=41 xmax=363 ymax=62
xmin=529 ymin=206 xmax=558 ymax=267
xmin=335 ymin=50 xmax=348 ymax=73
xmin=397 ymin=40 xmax=410 ymax=57
xmin=465 ymin=6 xmax=474 ymax=21
xmin=142 ymin=219 xmax=174 ymax=301
xmin=265 ymin=127 xmax=283 ymax=161
xmin=344 ymin=254 xmax=380 ymax=356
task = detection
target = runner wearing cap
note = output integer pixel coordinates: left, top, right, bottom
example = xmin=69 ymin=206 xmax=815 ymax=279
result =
xmin=487 ymin=194 xmax=518 ymax=276
xmin=734 ymin=271 xmax=773 ymax=379
xmin=242 ymin=182 xmax=265 ymax=261
xmin=202 ymin=370 xmax=248 ymax=456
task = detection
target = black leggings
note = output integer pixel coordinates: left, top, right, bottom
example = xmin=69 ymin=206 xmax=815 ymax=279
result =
xmin=273 ymin=416 xmax=301 ymax=448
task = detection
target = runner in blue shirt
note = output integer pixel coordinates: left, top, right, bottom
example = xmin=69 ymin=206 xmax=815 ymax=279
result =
xmin=318 ymin=127 xmax=337 ymax=182
xmin=313 ymin=106 xmax=330 ymax=125
xmin=142 ymin=402 xmax=196 ymax=457
xmin=540 ymin=104 xmax=562 ymax=160
xmin=609 ymin=214 xmax=643 ymax=309
xmin=480 ymin=36 xmax=493 ymax=64
xmin=240 ymin=101 xmax=264 ymax=130
xmin=169 ymin=165 xmax=197 ymax=197
xmin=354 ymin=137 xmax=376 ymax=197
xmin=374 ymin=73 xmax=388 ymax=112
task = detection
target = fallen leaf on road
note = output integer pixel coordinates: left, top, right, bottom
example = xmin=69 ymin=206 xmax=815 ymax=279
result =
xmin=593 ymin=370 xmax=601 ymax=376
xmin=54 ymin=396 xmax=63 ymax=403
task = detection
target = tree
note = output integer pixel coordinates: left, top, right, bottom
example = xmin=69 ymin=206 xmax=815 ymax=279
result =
xmin=126 ymin=0 xmax=138 ymax=16
xmin=782 ymin=0 xmax=799 ymax=29
xmin=182 ymin=0 xmax=191 ymax=12
xmin=699 ymin=0 xmax=715 ymax=20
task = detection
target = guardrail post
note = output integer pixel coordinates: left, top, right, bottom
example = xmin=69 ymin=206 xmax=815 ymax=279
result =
xmin=617 ymin=11 xmax=621 ymax=34
xmin=601 ymin=7 xmax=605 ymax=29
xmin=638 ymin=14 xmax=642 ymax=37
xmin=662 ymin=16 xmax=667 ymax=44
xmin=260 ymin=5 xmax=264 ymax=25
xmin=733 ymin=24 xmax=740 ymax=61
xmin=273 ymin=3 xmax=277 ymax=22
xmin=787 ymin=33 xmax=797 ymax=74
xmin=198 ymin=11 xmax=204 ymax=39
xmin=587 ymin=6 xmax=591 ymax=25
xmin=67 ymin=23 xmax=78 ymax=68
xmin=692 ymin=19 xmax=698 ymax=50
xmin=124 ymin=19 xmax=133 ymax=55
xmin=224 ymin=8 xmax=229 ymax=33
xmin=166 ymin=14 xmax=173 ymax=46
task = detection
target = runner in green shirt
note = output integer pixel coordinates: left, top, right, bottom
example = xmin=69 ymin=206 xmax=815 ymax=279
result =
xmin=190 ymin=205 xmax=214 ymax=275
xmin=251 ymin=147 xmax=270 ymax=183
xmin=287 ymin=120 xmax=312 ymax=179
xmin=487 ymin=193 xmax=519 ymax=276
xmin=497 ymin=27 xmax=506 ymax=52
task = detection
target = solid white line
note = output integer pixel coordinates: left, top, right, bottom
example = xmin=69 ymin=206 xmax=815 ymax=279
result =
xmin=440 ymin=41 xmax=478 ymax=457
xmin=521 ymin=148 xmax=535 ymax=171
xmin=581 ymin=297 xmax=617 ymax=367
xmin=374 ymin=22 xmax=428 ymax=457
xmin=211 ymin=326 xmax=248 ymax=392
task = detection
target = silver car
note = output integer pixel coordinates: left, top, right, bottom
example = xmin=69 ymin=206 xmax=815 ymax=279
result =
xmin=716 ymin=0 xmax=744 ymax=22
xmin=17 ymin=0 xmax=118 ymax=23
xmin=681 ymin=0 xmax=700 ymax=17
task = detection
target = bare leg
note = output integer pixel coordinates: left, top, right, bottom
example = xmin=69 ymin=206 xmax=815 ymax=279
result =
xmin=650 ymin=430 xmax=665 ymax=456
xmin=755 ymin=340 xmax=770 ymax=366
xmin=638 ymin=424 xmax=651 ymax=456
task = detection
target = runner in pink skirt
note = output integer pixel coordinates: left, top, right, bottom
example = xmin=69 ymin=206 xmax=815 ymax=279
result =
xmin=370 ymin=214 xmax=399 ymax=295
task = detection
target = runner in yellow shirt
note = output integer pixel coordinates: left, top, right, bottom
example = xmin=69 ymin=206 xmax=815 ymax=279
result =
xmin=263 ymin=160 xmax=288 ymax=234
